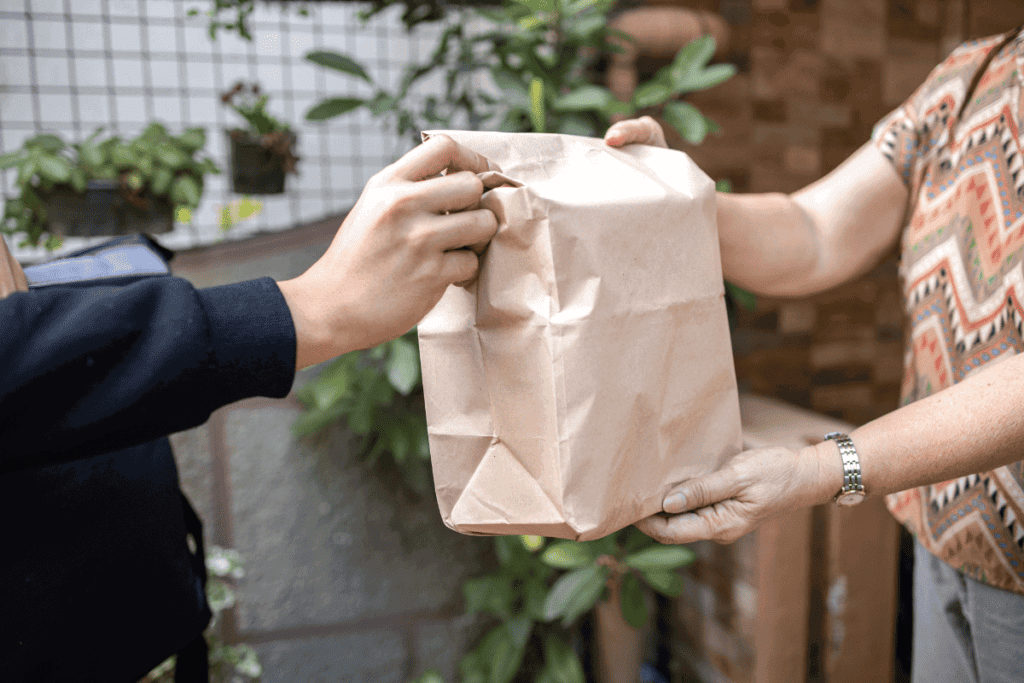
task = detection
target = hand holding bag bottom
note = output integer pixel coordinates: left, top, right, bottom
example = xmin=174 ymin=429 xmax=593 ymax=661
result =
xmin=419 ymin=131 xmax=742 ymax=540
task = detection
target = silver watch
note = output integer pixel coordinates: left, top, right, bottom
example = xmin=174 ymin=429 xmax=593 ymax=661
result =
xmin=824 ymin=432 xmax=865 ymax=506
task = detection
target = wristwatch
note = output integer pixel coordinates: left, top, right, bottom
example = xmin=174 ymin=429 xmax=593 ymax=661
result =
xmin=824 ymin=432 xmax=865 ymax=506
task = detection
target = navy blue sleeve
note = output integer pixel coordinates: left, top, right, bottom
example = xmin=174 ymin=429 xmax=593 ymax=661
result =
xmin=0 ymin=275 xmax=296 ymax=472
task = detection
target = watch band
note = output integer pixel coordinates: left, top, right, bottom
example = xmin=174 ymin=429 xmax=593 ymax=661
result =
xmin=824 ymin=432 xmax=865 ymax=506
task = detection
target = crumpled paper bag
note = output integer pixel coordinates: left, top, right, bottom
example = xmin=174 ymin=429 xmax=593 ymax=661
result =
xmin=418 ymin=131 xmax=741 ymax=540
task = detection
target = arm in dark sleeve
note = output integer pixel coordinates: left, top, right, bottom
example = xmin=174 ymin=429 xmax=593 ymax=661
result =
xmin=0 ymin=275 xmax=296 ymax=472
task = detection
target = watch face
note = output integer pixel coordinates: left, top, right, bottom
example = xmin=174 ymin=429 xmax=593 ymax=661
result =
xmin=836 ymin=490 xmax=866 ymax=507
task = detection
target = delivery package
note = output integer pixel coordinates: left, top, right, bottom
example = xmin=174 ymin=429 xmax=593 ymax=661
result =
xmin=418 ymin=131 xmax=741 ymax=540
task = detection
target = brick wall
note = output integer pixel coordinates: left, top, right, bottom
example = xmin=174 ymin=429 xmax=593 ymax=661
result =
xmin=653 ymin=1 xmax=1024 ymax=682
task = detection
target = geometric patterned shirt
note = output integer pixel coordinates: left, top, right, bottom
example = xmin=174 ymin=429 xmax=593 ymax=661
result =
xmin=873 ymin=29 xmax=1024 ymax=595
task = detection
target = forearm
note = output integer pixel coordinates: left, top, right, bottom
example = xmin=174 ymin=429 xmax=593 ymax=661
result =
xmin=0 ymin=277 xmax=295 ymax=470
xmin=802 ymin=354 xmax=1024 ymax=505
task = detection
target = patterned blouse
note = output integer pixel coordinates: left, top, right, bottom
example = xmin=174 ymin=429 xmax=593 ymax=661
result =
xmin=873 ymin=29 xmax=1024 ymax=595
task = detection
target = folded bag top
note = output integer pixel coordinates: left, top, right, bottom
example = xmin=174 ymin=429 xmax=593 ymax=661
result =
xmin=419 ymin=131 xmax=741 ymax=540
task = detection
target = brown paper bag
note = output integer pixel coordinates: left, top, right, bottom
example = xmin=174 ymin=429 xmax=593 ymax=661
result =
xmin=419 ymin=131 xmax=741 ymax=540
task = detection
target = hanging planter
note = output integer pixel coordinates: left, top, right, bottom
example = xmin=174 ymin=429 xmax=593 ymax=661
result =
xmin=227 ymin=129 xmax=296 ymax=195
xmin=222 ymin=82 xmax=299 ymax=195
xmin=44 ymin=179 xmax=173 ymax=237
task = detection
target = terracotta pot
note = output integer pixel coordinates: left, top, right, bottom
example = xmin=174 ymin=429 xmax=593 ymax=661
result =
xmin=228 ymin=130 xmax=295 ymax=195
xmin=44 ymin=180 xmax=173 ymax=237
xmin=593 ymin=571 xmax=651 ymax=683
xmin=606 ymin=8 xmax=731 ymax=102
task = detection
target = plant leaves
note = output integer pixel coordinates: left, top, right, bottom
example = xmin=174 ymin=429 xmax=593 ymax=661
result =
xmin=552 ymin=85 xmax=614 ymax=112
xmin=384 ymin=336 xmax=420 ymax=395
xmin=25 ymin=134 xmax=65 ymax=153
xmin=529 ymin=77 xmax=546 ymax=133
xmin=35 ymin=155 xmax=72 ymax=183
xmin=542 ymin=564 xmax=608 ymax=626
xmin=619 ymin=572 xmax=647 ymax=628
xmin=305 ymin=50 xmax=372 ymax=82
xmin=177 ymin=127 xmax=207 ymax=151
xmin=673 ymin=63 xmax=736 ymax=94
xmin=306 ymin=97 xmax=365 ymax=121
xmin=623 ymin=544 xmax=695 ymax=571
xmin=463 ymin=574 xmax=514 ymax=617
xmin=671 ymin=35 xmax=716 ymax=78
xmin=660 ymin=100 xmax=707 ymax=145
xmin=0 ymin=151 xmax=24 ymax=169
xmin=170 ymin=174 xmax=201 ymax=208
xmin=150 ymin=167 xmax=174 ymax=197
xmin=639 ymin=568 xmax=684 ymax=597
xmin=153 ymin=143 xmax=186 ymax=170
xmin=540 ymin=541 xmax=597 ymax=570
xmin=541 ymin=634 xmax=586 ymax=683
xmin=631 ymin=81 xmax=671 ymax=110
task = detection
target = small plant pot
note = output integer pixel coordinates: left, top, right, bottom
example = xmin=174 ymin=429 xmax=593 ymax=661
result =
xmin=228 ymin=130 xmax=295 ymax=195
xmin=44 ymin=180 xmax=173 ymax=237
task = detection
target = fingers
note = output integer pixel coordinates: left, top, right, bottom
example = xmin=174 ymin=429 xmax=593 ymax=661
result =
xmin=431 ymin=208 xmax=498 ymax=254
xmin=440 ymin=248 xmax=480 ymax=287
xmin=390 ymin=134 xmax=492 ymax=181
xmin=414 ymin=171 xmax=487 ymax=215
xmin=662 ymin=469 xmax=741 ymax=514
xmin=635 ymin=507 xmax=734 ymax=545
xmin=603 ymin=116 xmax=666 ymax=148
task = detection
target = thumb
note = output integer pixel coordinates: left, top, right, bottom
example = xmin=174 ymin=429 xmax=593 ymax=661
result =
xmin=663 ymin=470 xmax=738 ymax=514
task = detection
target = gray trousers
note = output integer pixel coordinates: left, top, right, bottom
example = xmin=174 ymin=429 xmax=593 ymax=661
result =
xmin=912 ymin=541 xmax=1024 ymax=683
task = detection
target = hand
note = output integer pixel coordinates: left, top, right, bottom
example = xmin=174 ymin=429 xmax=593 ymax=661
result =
xmin=635 ymin=444 xmax=840 ymax=544
xmin=603 ymin=115 xmax=668 ymax=149
xmin=279 ymin=134 xmax=499 ymax=369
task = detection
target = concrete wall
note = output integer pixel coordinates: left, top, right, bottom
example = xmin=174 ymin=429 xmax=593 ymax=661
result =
xmin=169 ymin=221 xmax=491 ymax=682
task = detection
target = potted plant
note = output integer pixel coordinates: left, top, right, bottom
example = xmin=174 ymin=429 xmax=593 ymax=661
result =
xmin=296 ymin=1 xmax=738 ymax=679
xmin=222 ymin=82 xmax=298 ymax=195
xmin=0 ymin=124 xmax=219 ymax=249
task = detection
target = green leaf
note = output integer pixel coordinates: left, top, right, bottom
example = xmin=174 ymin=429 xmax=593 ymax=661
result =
xmin=35 ymin=155 xmax=72 ymax=183
xmin=529 ymin=77 xmax=545 ymax=133
xmin=463 ymin=575 xmax=514 ymax=617
xmin=305 ymin=50 xmax=372 ymax=82
xmin=150 ymin=167 xmax=174 ymax=197
xmin=673 ymin=63 xmax=736 ymax=94
xmin=43 ymin=234 xmax=63 ymax=251
xmin=25 ymin=134 xmax=65 ymax=153
xmin=78 ymin=142 xmax=105 ymax=168
xmin=672 ymin=35 xmax=716 ymax=77
xmin=623 ymin=544 xmax=695 ymax=571
xmin=491 ymin=68 xmax=530 ymax=108
xmin=640 ymin=567 xmax=684 ymax=597
xmin=306 ymin=97 xmax=365 ymax=121
xmin=177 ymin=127 xmax=207 ymax=151
xmin=384 ymin=336 xmax=420 ymax=395
xmin=410 ymin=670 xmax=445 ymax=683
xmin=366 ymin=91 xmax=397 ymax=116
xmin=0 ymin=151 xmax=24 ymax=169
xmin=154 ymin=143 xmax=186 ymax=170
xmin=540 ymin=541 xmax=597 ymax=570
xmin=542 ymin=565 xmax=608 ymax=626
xmin=70 ymin=166 xmax=87 ymax=193
xmin=170 ymin=174 xmax=201 ymax=208
xmin=552 ymin=85 xmax=614 ymax=112
xmin=632 ymin=81 xmax=671 ymax=110
xmin=111 ymin=143 xmax=140 ymax=168
xmin=725 ymin=281 xmax=757 ymax=311
xmin=661 ymin=100 xmax=708 ymax=145
xmin=17 ymin=157 xmax=38 ymax=186
xmin=476 ymin=622 xmax=528 ymax=683
xmin=542 ymin=634 xmax=586 ymax=683
xmin=619 ymin=572 xmax=647 ymax=628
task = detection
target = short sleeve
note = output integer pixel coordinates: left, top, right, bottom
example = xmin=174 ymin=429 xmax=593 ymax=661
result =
xmin=871 ymin=34 xmax=1012 ymax=188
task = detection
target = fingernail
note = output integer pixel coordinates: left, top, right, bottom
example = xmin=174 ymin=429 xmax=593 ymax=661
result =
xmin=664 ymin=492 xmax=687 ymax=513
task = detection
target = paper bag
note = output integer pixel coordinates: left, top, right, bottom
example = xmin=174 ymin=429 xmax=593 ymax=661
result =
xmin=418 ymin=131 xmax=741 ymax=540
